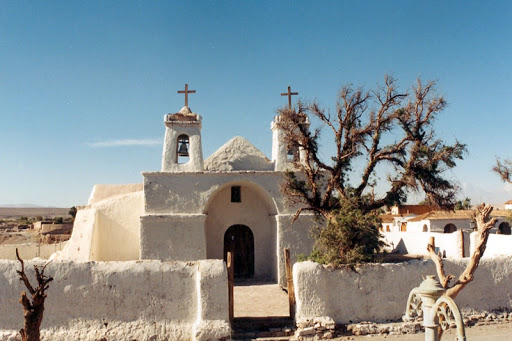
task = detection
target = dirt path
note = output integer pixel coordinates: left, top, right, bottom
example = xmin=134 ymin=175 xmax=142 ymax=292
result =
xmin=234 ymin=281 xmax=289 ymax=317
xmin=336 ymin=322 xmax=512 ymax=340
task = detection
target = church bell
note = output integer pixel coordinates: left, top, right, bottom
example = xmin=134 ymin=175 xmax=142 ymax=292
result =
xmin=177 ymin=140 xmax=189 ymax=157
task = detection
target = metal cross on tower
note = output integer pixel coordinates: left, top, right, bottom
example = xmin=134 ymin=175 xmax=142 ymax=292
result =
xmin=178 ymin=84 xmax=196 ymax=107
xmin=281 ymin=86 xmax=298 ymax=109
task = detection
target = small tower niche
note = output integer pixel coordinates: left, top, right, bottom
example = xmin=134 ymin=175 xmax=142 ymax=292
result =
xmin=161 ymin=106 xmax=204 ymax=172
xmin=271 ymin=113 xmax=310 ymax=171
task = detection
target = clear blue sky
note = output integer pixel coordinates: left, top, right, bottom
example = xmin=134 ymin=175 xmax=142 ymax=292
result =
xmin=1 ymin=1 xmax=511 ymax=207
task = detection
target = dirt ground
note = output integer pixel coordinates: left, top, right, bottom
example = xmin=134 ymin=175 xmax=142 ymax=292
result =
xmin=234 ymin=281 xmax=289 ymax=317
xmin=336 ymin=323 xmax=512 ymax=340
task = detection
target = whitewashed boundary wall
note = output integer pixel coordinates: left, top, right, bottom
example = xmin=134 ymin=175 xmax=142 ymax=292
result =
xmin=294 ymin=257 xmax=512 ymax=324
xmin=0 ymin=242 xmax=67 ymax=260
xmin=471 ymin=232 xmax=512 ymax=258
xmin=381 ymin=231 xmax=469 ymax=258
xmin=0 ymin=259 xmax=230 ymax=341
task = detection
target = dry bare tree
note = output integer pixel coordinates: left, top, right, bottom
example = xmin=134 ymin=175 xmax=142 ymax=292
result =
xmin=427 ymin=204 xmax=496 ymax=298
xmin=426 ymin=204 xmax=496 ymax=339
xmin=15 ymin=248 xmax=53 ymax=341
xmin=493 ymin=158 xmax=512 ymax=184
xmin=276 ymin=76 xmax=466 ymax=263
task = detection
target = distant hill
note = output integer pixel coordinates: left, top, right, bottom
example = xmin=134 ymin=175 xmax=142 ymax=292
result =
xmin=0 ymin=203 xmax=44 ymax=208
xmin=0 ymin=207 xmax=69 ymax=219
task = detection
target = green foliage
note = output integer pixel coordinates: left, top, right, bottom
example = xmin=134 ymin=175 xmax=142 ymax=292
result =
xmin=68 ymin=206 xmax=77 ymax=219
xmin=53 ymin=217 xmax=63 ymax=224
xmin=306 ymin=198 xmax=384 ymax=265
xmin=454 ymin=197 xmax=471 ymax=210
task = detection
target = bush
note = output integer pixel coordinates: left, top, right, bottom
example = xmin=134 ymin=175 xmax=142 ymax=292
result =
xmin=307 ymin=198 xmax=383 ymax=265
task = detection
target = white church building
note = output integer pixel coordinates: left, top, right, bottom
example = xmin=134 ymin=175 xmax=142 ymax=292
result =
xmin=58 ymin=91 xmax=315 ymax=286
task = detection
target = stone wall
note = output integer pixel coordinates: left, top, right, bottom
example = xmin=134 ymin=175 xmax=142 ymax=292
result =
xmin=294 ymin=257 xmax=512 ymax=324
xmin=0 ymin=259 xmax=230 ymax=341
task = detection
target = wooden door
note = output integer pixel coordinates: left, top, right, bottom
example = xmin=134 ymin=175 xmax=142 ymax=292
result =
xmin=224 ymin=225 xmax=254 ymax=278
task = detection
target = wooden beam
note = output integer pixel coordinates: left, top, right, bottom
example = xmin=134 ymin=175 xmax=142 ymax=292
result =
xmin=284 ymin=248 xmax=296 ymax=318
xmin=227 ymin=251 xmax=234 ymax=323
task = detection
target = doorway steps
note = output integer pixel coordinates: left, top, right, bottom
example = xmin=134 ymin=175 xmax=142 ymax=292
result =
xmin=231 ymin=316 xmax=295 ymax=340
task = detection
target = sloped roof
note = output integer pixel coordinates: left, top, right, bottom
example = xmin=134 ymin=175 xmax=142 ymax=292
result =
xmin=393 ymin=204 xmax=432 ymax=215
xmin=205 ymin=136 xmax=273 ymax=171
xmin=505 ymin=200 xmax=512 ymax=205
xmin=408 ymin=210 xmax=474 ymax=222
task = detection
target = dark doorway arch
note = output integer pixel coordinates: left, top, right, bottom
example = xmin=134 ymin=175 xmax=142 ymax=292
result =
xmin=223 ymin=225 xmax=254 ymax=278
xmin=499 ymin=222 xmax=511 ymax=235
xmin=444 ymin=223 xmax=457 ymax=233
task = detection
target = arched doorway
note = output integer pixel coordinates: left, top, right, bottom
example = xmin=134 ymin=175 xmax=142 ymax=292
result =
xmin=498 ymin=222 xmax=511 ymax=235
xmin=444 ymin=223 xmax=457 ymax=233
xmin=204 ymin=181 xmax=278 ymax=281
xmin=224 ymin=225 xmax=254 ymax=278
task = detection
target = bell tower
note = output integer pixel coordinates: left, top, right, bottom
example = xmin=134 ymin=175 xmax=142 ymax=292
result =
xmin=161 ymin=84 xmax=204 ymax=172
xmin=271 ymin=86 xmax=310 ymax=171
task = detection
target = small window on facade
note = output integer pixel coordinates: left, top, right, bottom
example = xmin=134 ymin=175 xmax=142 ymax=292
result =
xmin=231 ymin=186 xmax=241 ymax=203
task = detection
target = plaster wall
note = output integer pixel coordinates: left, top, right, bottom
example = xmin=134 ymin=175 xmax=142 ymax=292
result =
xmin=205 ymin=184 xmax=276 ymax=280
xmin=294 ymin=256 xmax=512 ymax=324
xmin=0 ymin=242 xmax=67 ymax=260
xmin=58 ymin=191 xmax=143 ymax=261
xmin=430 ymin=219 xmax=472 ymax=232
xmin=92 ymin=191 xmax=143 ymax=261
xmin=471 ymin=232 xmax=512 ymax=258
xmin=0 ymin=259 xmax=229 ymax=341
xmin=277 ymin=213 xmax=317 ymax=287
xmin=140 ymin=214 xmax=207 ymax=261
xmin=381 ymin=232 xmax=467 ymax=258
xmin=161 ymin=122 xmax=204 ymax=172
xmin=143 ymin=172 xmax=287 ymax=215
xmin=87 ymin=183 xmax=143 ymax=205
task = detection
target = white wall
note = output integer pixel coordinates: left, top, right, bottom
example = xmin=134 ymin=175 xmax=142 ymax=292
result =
xmin=0 ymin=242 xmax=67 ymax=260
xmin=58 ymin=191 xmax=143 ymax=261
xmin=87 ymin=183 xmax=143 ymax=205
xmin=381 ymin=231 xmax=468 ymax=258
xmin=205 ymin=183 xmax=276 ymax=280
xmin=0 ymin=259 xmax=229 ymax=341
xmin=471 ymin=232 xmax=512 ymax=258
xmin=294 ymin=257 xmax=512 ymax=324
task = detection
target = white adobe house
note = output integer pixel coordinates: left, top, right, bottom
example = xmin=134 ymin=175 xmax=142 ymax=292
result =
xmin=58 ymin=98 xmax=316 ymax=286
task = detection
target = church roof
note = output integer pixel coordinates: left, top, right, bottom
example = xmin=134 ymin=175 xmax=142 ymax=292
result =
xmin=205 ymin=136 xmax=273 ymax=171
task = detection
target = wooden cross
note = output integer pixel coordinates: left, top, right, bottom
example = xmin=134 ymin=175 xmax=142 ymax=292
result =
xmin=281 ymin=86 xmax=298 ymax=108
xmin=178 ymin=83 xmax=196 ymax=107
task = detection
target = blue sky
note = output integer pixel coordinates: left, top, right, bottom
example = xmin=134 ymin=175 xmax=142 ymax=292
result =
xmin=1 ymin=1 xmax=511 ymax=207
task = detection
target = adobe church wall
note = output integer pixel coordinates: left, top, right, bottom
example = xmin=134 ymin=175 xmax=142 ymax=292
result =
xmin=140 ymin=214 xmax=207 ymax=261
xmin=87 ymin=183 xmax=143 ymax=205
xmin=277 ymin=213 xmax=317 ymax=287
xmin=204 ymin=184 xmax=277 ymax=280
xmin=294 ymin=256 xmax=512 ymax=324
xmin=0 ymin=259 xmax=230 ymax=341
xmin=143 ymin=172 xmax=285 ymax=214
xmin=58 ymin=191 xmax=143 ymax=261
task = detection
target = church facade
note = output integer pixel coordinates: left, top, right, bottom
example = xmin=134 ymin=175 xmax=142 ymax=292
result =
xmin=59 ymin=97 xmax=315 ymax=286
